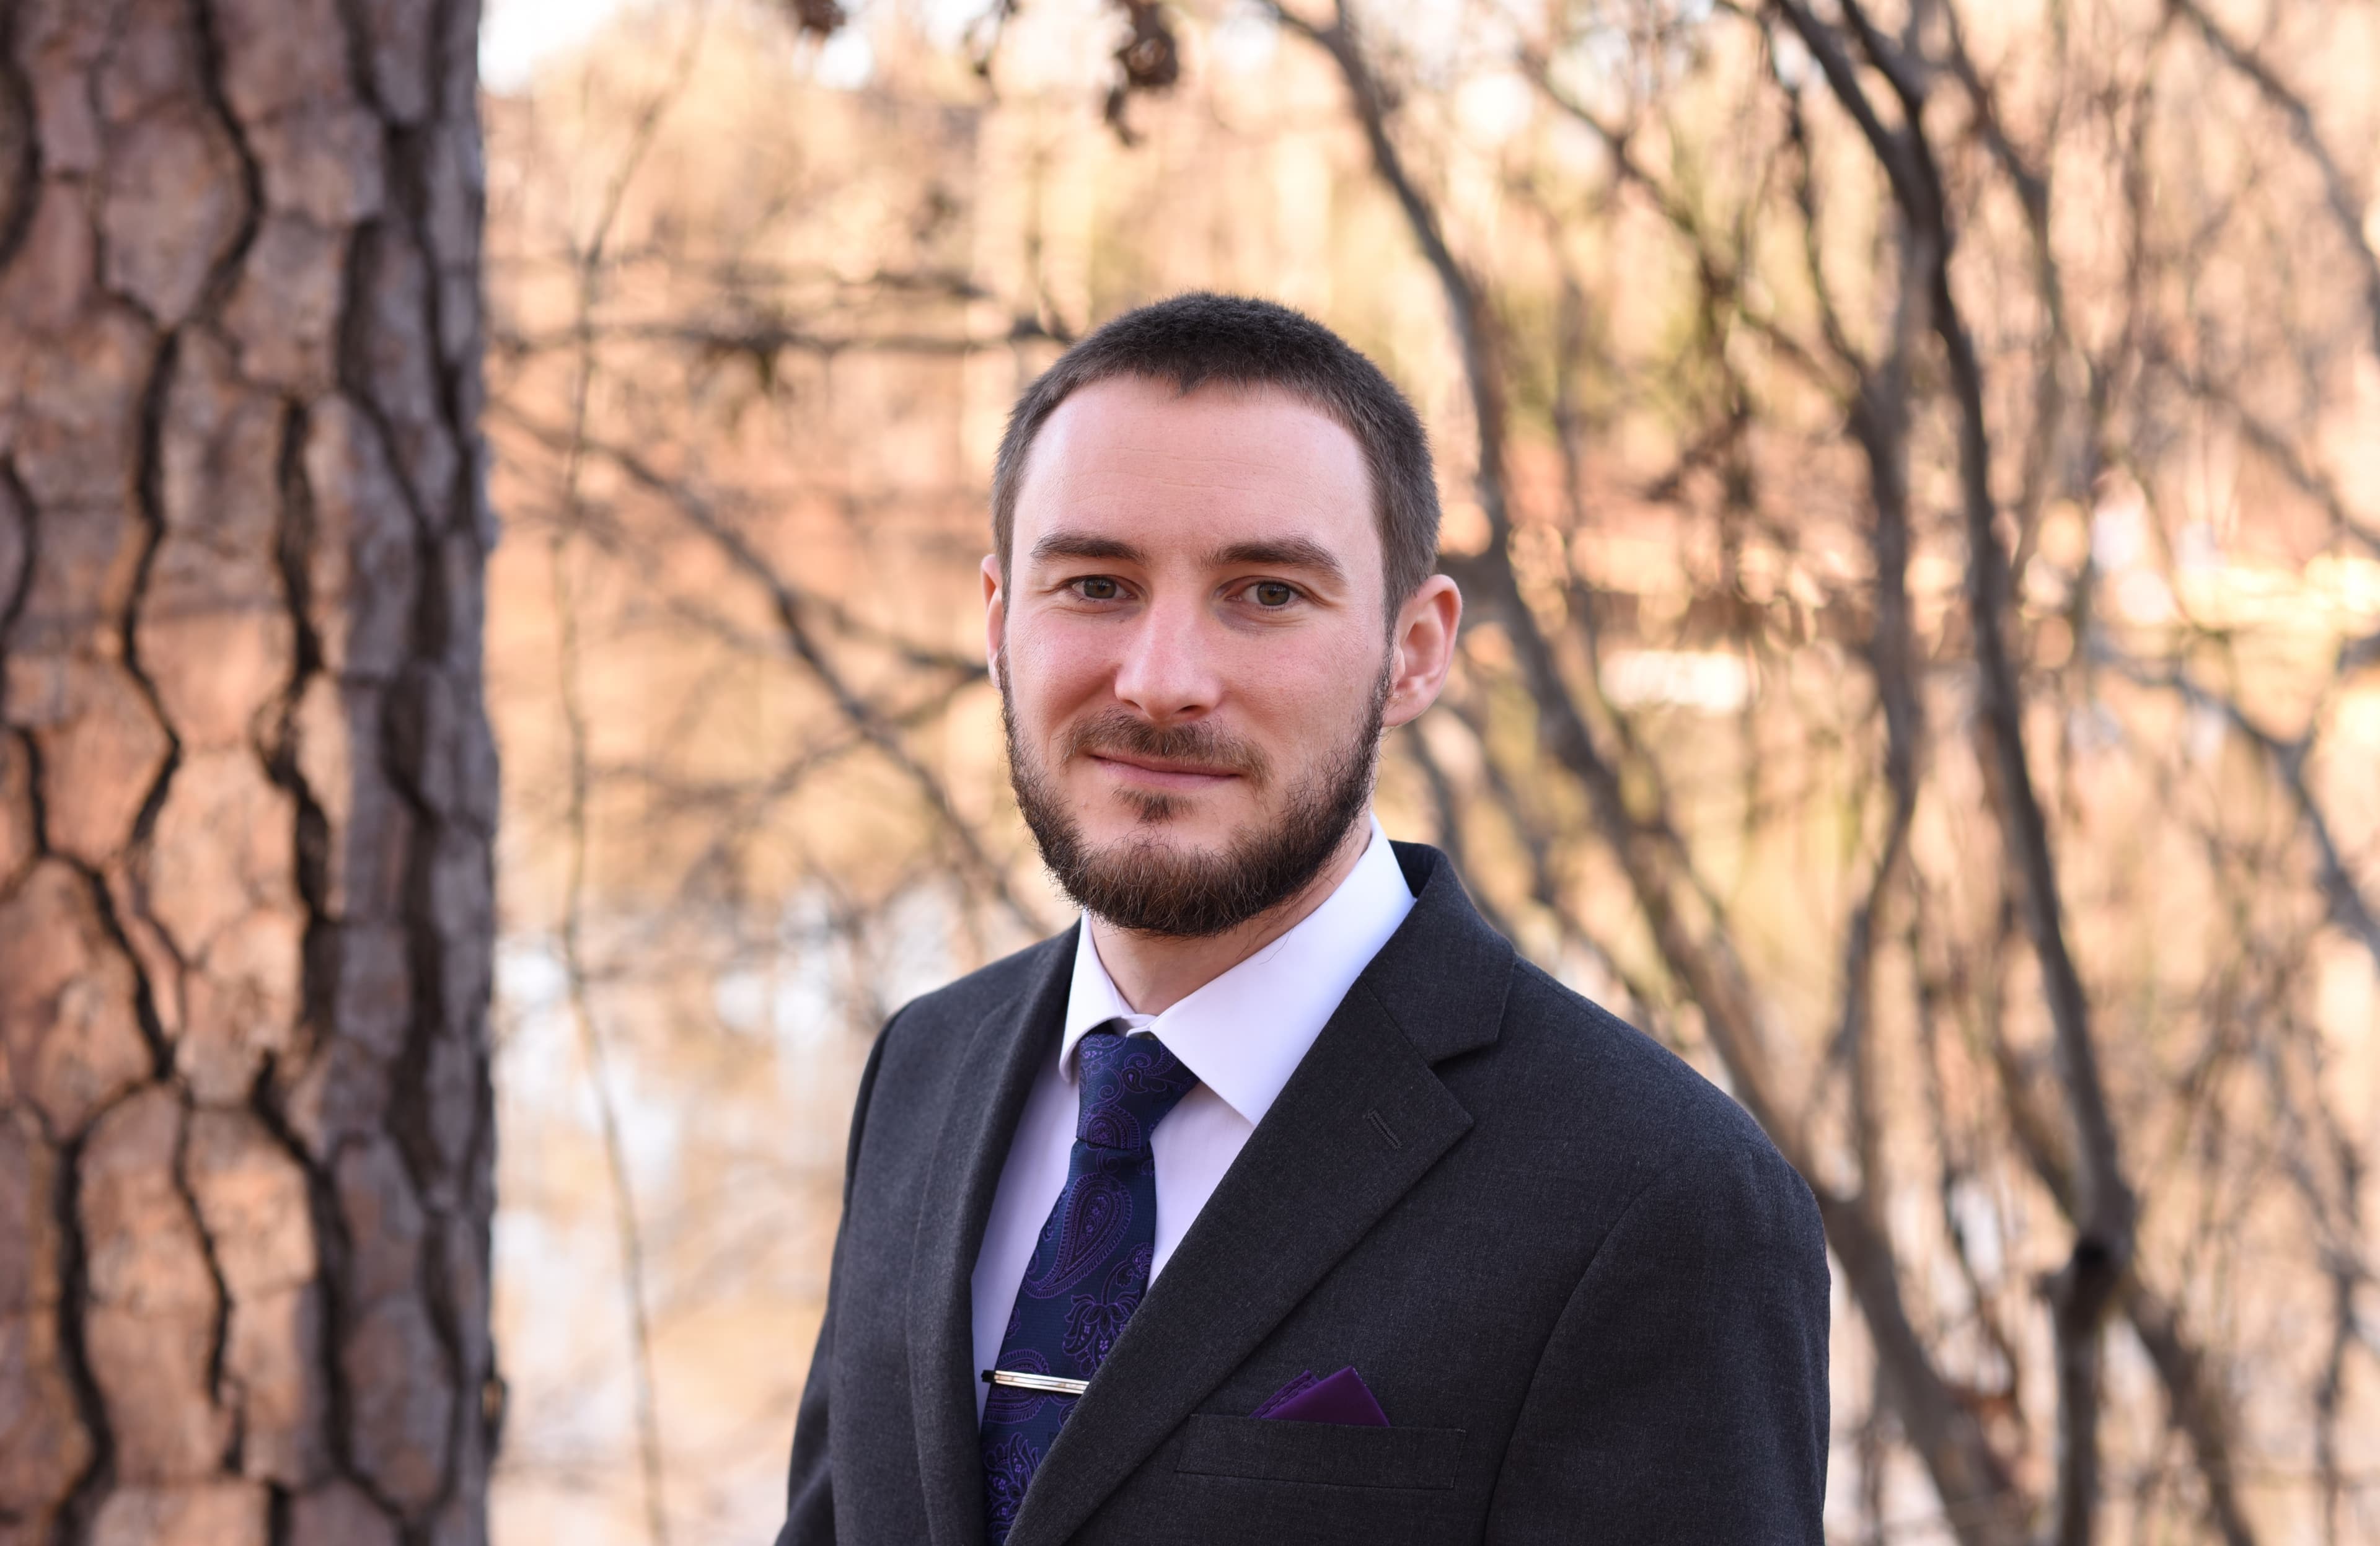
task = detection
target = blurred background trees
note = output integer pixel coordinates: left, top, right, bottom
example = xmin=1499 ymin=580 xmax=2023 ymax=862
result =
xmin=0 ymin=0 xmax=498 ymax=1543
xmin=478 ymin=1 xmax=2380 ymax=1540
xmin=9 ymin=0 xmax=2355 ymax=1540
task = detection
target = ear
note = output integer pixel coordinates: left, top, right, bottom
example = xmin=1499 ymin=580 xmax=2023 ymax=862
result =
xmin=982 ymin=553 xmax=1006 ymax=681
xmin=1382 ymin=574 xmax=1461 ymax=730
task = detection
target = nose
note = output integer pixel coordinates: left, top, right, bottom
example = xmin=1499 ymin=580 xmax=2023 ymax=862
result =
xmin=1109 ymin=591 xmax=1222 ymax=725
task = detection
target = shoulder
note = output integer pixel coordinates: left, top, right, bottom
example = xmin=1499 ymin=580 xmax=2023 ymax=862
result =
xmin=868 ymin=925 xmax=1073 ymax=1063
xmin=1473 ymin=959 xmax=1818 ymax=1242
xmin=837 ymin=926 xmax=1072 ymax=1170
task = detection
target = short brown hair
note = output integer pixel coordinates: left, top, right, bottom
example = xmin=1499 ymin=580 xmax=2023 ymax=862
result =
xmin=991 ymin=293 xmax=1440 ymax=609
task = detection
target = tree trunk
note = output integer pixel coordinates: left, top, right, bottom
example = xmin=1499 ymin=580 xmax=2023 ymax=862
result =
xmin=0 ymin=1 xmax=497 ymax=1543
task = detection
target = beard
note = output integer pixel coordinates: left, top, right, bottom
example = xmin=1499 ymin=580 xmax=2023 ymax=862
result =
xmin=1001 ymin=653 xmax=1390 ymax=939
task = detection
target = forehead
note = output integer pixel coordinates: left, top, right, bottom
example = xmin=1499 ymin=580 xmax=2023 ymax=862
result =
xmin=1013 ymin=376 xmax=1377 ymax=571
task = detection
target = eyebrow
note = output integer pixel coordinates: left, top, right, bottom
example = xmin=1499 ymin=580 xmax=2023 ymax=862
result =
xmin=1209 ymin=538 xmax=1347 ymax=586
xmin=1026 ymin=530 xmax=1349 ymax=586
xmin=1028 ymin=532 xmax=1148 ymax=566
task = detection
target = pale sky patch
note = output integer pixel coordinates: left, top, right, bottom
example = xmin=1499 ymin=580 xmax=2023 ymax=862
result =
xmin=480 ymin=0 xmax=637 ymax=94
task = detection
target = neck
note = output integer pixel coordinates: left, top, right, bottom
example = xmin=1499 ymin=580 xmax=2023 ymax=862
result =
xmin=1088 ymin=816 xmax=1375 ymax=1016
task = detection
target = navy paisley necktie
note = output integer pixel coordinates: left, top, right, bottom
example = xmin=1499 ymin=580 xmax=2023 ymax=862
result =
xmin=980 ymin=1026 xmax=1197 ymax=1544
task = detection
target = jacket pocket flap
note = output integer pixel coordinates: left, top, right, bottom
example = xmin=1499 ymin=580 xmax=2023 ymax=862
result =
xmin=1177 ymin=1413 xmax=1464 ymax=1490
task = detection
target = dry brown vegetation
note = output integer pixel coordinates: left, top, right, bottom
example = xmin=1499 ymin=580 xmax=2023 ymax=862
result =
xmin=476 ymin=2 xmax=2380 ymax=1542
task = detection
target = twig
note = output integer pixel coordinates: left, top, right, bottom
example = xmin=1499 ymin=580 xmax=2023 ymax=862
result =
xmin=1774 ymin=4 xmax=2138 ymax=1539
xmin=2170 ymin=0 xmax=2380 ymax=368
xmin=500 ymin=404 xmax=1048 ymax=936
xmin=543 ymin=14 xmax=721 ymax=1539
xmin=2099 ymin=651 xmax=2380 ymax=973
xmin=1284 ymin=4 xmax=2027 ymax=1535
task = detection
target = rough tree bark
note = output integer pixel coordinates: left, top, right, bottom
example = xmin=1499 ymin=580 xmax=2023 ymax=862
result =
xmin=0 ymin=1 xmax=498 ymax=1544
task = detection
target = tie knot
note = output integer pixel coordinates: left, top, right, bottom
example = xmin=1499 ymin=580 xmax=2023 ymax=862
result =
xmin=1073 ymin=1027 xmax=1196 ymax=1152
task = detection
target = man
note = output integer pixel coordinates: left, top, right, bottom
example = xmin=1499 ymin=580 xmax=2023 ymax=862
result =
xmin=775 ymin=294 xmax=1828 ymax=1546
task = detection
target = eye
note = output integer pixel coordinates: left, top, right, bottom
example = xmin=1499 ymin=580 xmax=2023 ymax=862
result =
xmin=1250 ymin=581 xmax=1297 ymax=608
xmin=1071 ymin=576 xmax=1124 ymax=602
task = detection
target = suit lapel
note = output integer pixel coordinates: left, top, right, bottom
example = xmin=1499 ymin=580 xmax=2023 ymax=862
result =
xmin=1007 ymin=848 xmax=1514 ymax=1546
xmin=908 ymin=926 xmax=1077 ymax=1546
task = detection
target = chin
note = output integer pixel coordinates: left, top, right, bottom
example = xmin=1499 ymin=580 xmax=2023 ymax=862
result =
xmin=1090 ymin=799 xmax=1233 ymax=845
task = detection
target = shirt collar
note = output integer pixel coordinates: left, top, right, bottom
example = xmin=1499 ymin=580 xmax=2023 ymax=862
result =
xmin=1059 ymin=817 xmax=1416 ymax=1128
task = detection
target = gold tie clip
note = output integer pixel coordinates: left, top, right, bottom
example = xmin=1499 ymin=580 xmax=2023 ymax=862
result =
xmin=984 ymin=1368 xmax=1090 ymax=1397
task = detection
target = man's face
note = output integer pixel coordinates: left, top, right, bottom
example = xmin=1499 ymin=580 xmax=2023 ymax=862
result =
xmin=986 ymin=376 xmax=1430 ymax=937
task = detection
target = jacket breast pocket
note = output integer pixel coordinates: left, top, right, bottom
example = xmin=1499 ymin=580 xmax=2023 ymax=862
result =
xmin=1176 ymin=1414 xmax=1465 ymax=1491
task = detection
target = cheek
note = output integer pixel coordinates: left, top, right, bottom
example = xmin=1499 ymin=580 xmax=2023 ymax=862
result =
xmin=1225 ymin=633 xmax=1378 ymax=728
xmin=1005 ymin=625 xmax=1110 ymax=724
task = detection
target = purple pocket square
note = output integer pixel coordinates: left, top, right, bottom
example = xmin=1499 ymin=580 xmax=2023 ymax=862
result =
xmin=1251 ymin=1366 xmax=1390 ymax=1426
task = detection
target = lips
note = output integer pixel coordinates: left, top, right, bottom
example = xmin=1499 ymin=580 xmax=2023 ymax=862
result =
xmin=1054 ymin=709 xmax=1266 ymax=788
xmin=1085 ymin=752 xmax=1241 ymax=789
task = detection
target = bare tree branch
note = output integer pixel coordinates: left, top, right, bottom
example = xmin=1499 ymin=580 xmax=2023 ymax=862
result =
xmin=498 ymin=404 xmax=1049 ymax=935
xmin=1773 ymin=4 xmax=2139 ymax=1539
xmin=537 ymin=13 xmax=721 ymax=1537
xmin=1284 ymin=4 xmax=2029 ymax=1536
xmin=2101 ymin=651 xmax=2380 ymax=973
xmin=2171 ymin=0 xmax=2380 ymax=367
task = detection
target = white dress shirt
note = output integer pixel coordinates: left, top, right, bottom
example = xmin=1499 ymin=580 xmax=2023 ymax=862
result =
xmin=967 ymin=818 xmax=1417 ymax=1414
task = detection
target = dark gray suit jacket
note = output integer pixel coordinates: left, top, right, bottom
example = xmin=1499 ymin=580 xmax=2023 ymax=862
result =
xmin=776 ymin=843 xmax=1828 ymax=1545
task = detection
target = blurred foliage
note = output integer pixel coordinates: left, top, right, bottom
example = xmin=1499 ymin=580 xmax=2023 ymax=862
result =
xmin=475 ymin=1 xmax=2380 ymax=1541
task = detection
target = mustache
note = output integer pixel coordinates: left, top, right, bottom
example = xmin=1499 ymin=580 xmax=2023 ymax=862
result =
xmin=1058 ymin=710 xmax=1269 ymax=783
